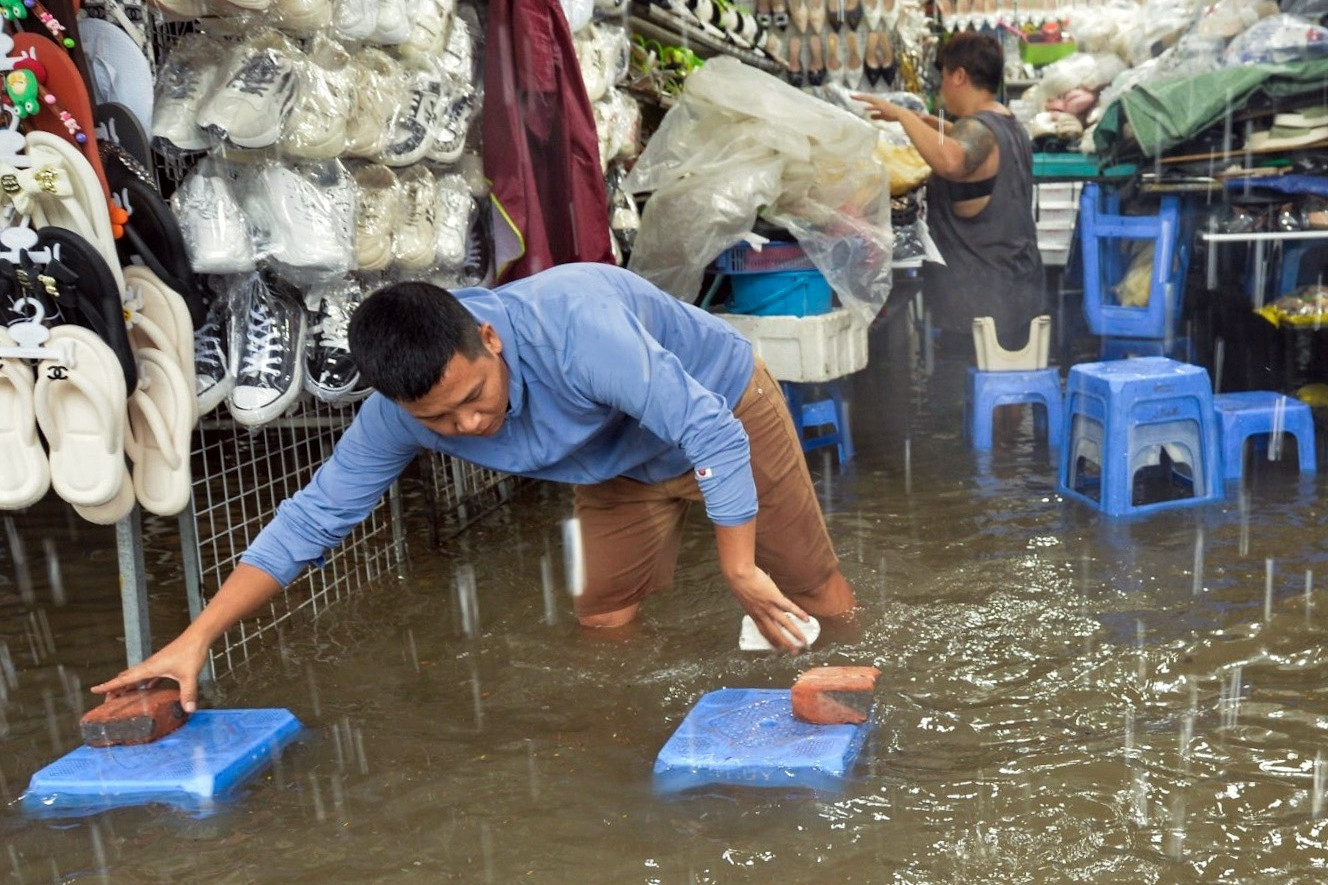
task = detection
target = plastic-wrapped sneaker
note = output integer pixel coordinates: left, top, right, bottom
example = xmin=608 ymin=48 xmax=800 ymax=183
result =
xmin=332 ymin=0 xmax=378 ymax=40
xmin=195 ymin=33 xmax=300 ymax=150
xmin=343 ymin=49 xmax=406 ymax=159
xmin=228 ymin=272 xmax=307 ymax=428
xmin=274 ymin=0 xmax=332 ymax=34
xmin=279 ymin=38 xmax=353 ymax=160
xmin=194 ymin=296 xmax=235 ymax=417
xmin=370 ymin=0 xmax=414 ymax=45
xmin=458 ymin=204 xmax=492 ymax=287
xmin=353 ymin=163 xmax=401 ymax=272
xmin=400 ymin=0 xmax=451 ymax=62
xmin=433 ymin=172 xmax=473 ymax=270
xmin=394 ymin=165 xmax=439 ymax=270
xmin=255 ymin=160 xmax=357 ymax=276
xmin=438 ymin=11 xmax=475 ymax=82
xmin=171 ymin=156 xmax=256 ymax=275
xmin=303 ymin=278 xmax=364 ymax=405
xmin=377 ymin=60 xmax=445 ymax=167
xmin=425 ymin=80 xmax=477 ymax=165
xmin=151 ymin=34 xmax=225 ymax=154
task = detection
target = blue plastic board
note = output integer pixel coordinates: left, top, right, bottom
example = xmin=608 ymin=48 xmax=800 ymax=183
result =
xmin=653 ymin=688 xmax=870 ymax=794
xmin=22 ymin=709 xmax=302 ymax=816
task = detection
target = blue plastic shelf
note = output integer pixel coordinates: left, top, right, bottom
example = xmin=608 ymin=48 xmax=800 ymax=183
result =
xmin=653 ymin=688 xmax=871 ymax=794
xmin=23 ymin=709 xmax=302 ymax=816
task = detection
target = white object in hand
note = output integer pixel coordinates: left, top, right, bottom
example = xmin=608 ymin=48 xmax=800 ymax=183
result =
xmin=739 ymin=613 xmax=821 ymax=651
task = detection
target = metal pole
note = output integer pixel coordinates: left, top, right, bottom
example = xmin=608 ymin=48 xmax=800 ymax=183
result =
xmin=115 ymin=506 xmax=151 ymax=666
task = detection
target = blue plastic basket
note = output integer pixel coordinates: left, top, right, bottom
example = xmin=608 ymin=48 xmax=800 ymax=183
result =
xmin=653 ymin=688 xmax=870 ymax=794
xmin=715 ymin=240 xmax=816 ymax=274
xmin=729 ymin=269 xmax=833 ymax=317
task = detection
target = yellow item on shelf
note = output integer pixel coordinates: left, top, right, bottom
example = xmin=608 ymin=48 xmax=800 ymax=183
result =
xmin=874 ymin=139 xmax=931 ymax=196
xmin=1113 ymin=243 xmax=1154 ymax=307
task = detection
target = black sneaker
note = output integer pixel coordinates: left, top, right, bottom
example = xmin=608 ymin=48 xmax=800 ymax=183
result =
xmin=195 ymin=294 xmax=234 ymax=417
xmin=227 ymin=271 xmax=306 ymax=427
xmin=303 ymin=279 xmax=363 ymax=406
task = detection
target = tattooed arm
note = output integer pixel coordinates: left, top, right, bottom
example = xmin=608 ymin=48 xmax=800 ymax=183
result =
xmin=853 ymin=95 xmax=997 ymax=181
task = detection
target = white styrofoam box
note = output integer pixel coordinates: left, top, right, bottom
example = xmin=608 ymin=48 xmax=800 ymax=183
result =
xmin=1036 ymin=222 xmax=1075 ymax=248
xmin=1037 ymin=204 xmax=1078 ymax=227
xmin=718 ymin=308 xmax=868 ymax=383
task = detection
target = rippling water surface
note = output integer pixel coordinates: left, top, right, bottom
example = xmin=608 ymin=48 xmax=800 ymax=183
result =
xmin=2 ymin=316 xmax=1327 ymax=883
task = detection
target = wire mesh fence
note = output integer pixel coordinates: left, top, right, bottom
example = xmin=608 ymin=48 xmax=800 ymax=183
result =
xmin=186 ymin=401 xmax=515 ymax=683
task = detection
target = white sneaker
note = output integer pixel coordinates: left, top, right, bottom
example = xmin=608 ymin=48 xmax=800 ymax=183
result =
xmin=438 ymin=10 xmax=475 ymax=82
xmin=343 ymin=49 xmax=406 ymax=159
xmin=332 ymin=0 xmax=378 ymax=40
xmin=434 ymin=172 xmax=473 ymax=270
xmin=394 ymin=165 xmax=438 ymax=270
xmin=280 ymin=39 xmax=352 ymax=160
xmin=255 ymin=162 xmax=356 ymax=274
xmin=377 ymin=62 xmax=444 ymax=167
xmin=171 ymin=156 xmax=256 ymax=274
xmin=400 ymin=0 xmax=451 ymax=61
xmin=575 ymin=25 xmax=609 ymax=103
xmin=353 ymin=163 xmax=401 ymax=272
xmin=370 ymin=0 xmax=413 ymax=44
xmin=196 ymin=34 xmax=300 ymax=150
xmin=274 ymin=0 xmax=332 ymax=34
xmin=425 ymin=79 xmax=477 ymax=165
xmin=229 ymin=273 xmax=307 ymax=428
xmin=151 ymin=34 xmax=224 ymax=153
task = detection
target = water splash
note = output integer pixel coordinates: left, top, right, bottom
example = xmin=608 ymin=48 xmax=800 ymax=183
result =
xmin=1265 ymin=558 xmax=1275 ymax=624
xmin=1191 ymin=528 xmax=1204 ymax=596
xmin=540 ymin=554 xmax=557 ymax=625
xmin=43 ymin=538 xmax=65 ymax=607
xmin=5 ymin=517 xmax=34 ymax=606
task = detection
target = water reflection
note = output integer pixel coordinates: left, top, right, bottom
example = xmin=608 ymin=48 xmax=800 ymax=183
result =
xmin=1 ymin=315 xmax=1326 ymax=881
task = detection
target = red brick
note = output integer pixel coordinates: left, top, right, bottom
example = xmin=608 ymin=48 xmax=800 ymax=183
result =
xmin=81 ymin=685 xmax=190 ymax=747
xmin=791 ymin=666 xmax=881 ymax=725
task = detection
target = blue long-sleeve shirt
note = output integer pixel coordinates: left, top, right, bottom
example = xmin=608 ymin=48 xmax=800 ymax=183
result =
xmin=241 ymin=263 xmax=757 ymax=585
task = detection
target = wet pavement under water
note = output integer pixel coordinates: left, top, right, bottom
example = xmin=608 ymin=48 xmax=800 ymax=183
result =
xmin=2 ymin=311 xmax=1328 ymax=883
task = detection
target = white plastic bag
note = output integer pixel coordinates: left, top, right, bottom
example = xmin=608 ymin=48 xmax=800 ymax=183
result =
xmin=624 ymin=57 xmax=894 ymax=325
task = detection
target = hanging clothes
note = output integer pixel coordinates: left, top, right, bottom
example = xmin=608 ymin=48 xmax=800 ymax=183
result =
xmin=481 ymin=0 xmax=614 ymax=283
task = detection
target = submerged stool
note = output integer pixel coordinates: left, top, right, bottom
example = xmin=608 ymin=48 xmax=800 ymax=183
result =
xmin=1213 ymin=391 xmax=1317 ymax=481
xmin=782 ymin=381 xmax=853 ymax=464
xmin=1059 ymin=357 xmax=1222 ymax=517
xmin=965 ymin=367 xmax=1063 ymax=450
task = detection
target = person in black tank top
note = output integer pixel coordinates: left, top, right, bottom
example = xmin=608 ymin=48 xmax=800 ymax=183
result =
xmin=854 ymin=32 xmax=1045 ymax=355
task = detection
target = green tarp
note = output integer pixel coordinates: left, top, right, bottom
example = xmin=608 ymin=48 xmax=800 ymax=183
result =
xmin=1093 ymin=57 xmax=1328 ymax=159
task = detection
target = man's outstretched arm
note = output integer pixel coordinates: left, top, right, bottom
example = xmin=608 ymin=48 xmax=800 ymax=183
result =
xmin=91 ymin=564 xmax=282 ymax=712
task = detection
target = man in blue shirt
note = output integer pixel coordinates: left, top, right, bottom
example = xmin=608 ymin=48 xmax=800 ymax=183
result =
xmin=95 ymin=263 xmax=857 ymax=711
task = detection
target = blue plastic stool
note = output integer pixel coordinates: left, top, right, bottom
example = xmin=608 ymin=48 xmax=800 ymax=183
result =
xmin=1079 ymin=182 xmax=1189 ymax=341
xmin=1099 ymin=336 xmax=1191 ymax=361
xmin=965 ymin=366 xmax=1063 ymax=451
xmin=1059 ymin=357 xmax=1222 ymax=517
xmin=1213 ymin=391 xmax=1317 ymax=480
xmin=782 ymin=382 xmax=853 ymax=464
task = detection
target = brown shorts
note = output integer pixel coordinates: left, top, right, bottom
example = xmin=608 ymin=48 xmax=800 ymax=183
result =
xmin=572 ymin=358 xmax=840 ymax=616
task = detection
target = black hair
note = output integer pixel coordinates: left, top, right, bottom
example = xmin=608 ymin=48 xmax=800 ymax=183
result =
xmin=936 ymin=31 xmax=1003 ymax=94
xmin=348 ymin=281 xmax=488 ymax=402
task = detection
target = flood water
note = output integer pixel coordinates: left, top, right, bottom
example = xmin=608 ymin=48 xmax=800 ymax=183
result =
xmin=3 ymin=310 xmax=1328 ymax=883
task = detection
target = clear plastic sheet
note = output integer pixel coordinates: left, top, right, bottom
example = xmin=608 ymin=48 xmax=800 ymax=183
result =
xmin=624 ymin=56 xmax=893 ymax=325
xmin=1223 ymin=13 xmax=1328 ymax=65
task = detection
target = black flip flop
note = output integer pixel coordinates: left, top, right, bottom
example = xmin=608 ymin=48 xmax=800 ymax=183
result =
xmin=96 ymin=102 xmax=157 ymax=190
xmin=34 ymin=225 xmax=138 ymax=392
xmin=104 ymin=154 xmax=207 ymax=329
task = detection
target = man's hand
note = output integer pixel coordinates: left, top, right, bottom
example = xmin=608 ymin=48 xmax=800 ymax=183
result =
xmin=851 ymin=92 xmax=906 ymax=123
xmin=92 ymin=633 xmax=210 ymax=713
xmin=727 ymin=567 xmax=813 ymax=654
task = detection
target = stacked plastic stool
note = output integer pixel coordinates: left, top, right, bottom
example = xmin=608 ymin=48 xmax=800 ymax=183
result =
xmin=782 ymin=381 xmax=853 ymax=464
xmin=966 ymin=315 xmax=1062 ymax=451
xmin=1059 ymin=356 xmax=1222 ymax=517
xmin=1213 ymin=391 xmax=1317 ymax=481
xmin=1079 ymin=183 xmax=1190 ymax=359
